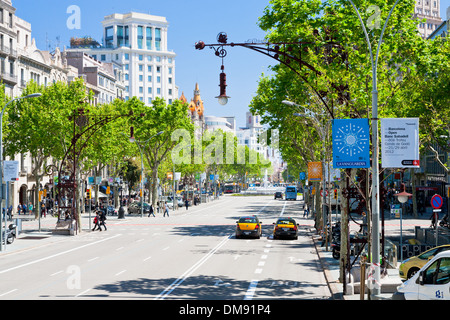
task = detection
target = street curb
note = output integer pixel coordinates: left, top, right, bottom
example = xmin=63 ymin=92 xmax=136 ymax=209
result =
xmin=310 ymin=229 xmax=344 ymax=300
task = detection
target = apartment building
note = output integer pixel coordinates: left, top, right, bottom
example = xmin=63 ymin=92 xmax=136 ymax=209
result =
xmin=66 ymin=12 xmax=177 ymax=106
xmin=415 ymin=0 xmax=443 ymax=38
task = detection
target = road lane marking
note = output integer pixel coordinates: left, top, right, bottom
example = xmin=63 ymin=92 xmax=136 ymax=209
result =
xmin=0 ymin=234 xmax=122 ymax=275
xmin=244 ymin=280 xmax=258 ymax=300
xmin=50 ymin=270 xmax=64 ymax=277
xmin=76 ymin=288 xmax=91 ymax=298
xmin=88 ymin=257 xmax=99 ymax=262
xmin=156 ymin=235 xmax=231 ymax=300
xmin=0 ymin=289 xmax=17 ymax=297
xmin=143 ymin=256 xmax=152 ymax=262
xmin=115 ymin=270 xmax=127 ymax=276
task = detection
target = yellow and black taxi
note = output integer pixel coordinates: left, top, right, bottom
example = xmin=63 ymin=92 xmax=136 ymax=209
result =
xmin=235 ymin=216 xmax=262 ymax=239
xmin=399 ymin=244 xmax=450 ymax=280
xmin=273 ymin=217 xmax=299 ymax=240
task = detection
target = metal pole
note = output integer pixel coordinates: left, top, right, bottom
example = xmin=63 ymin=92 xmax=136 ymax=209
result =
xmin=346 ymin=0 xmax=401 ymax=298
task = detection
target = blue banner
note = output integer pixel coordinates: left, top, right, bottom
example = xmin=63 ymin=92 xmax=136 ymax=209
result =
xmin=333 ymin=119 xmax=370 ymax=168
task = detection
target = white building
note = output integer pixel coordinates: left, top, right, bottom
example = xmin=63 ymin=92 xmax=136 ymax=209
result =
xmin=205 ymin=115 xmax=236 ymax=134
xmin=0 ymin=0 xmax=81 ymax=212
xmin=66 ymin=12 xmax=177 ymax=105
xmin=237 ymin=112 xmax=284 ymax=181
xmin=415 ymin=0 xmax=443 ymax=38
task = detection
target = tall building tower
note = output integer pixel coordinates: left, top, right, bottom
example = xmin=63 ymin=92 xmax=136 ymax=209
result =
xmin=180 ymin=83 xmax=206 ymax=138
xmin=414 ymin=0 xmax=442 ymax=38
xmin=67 ymin=12 xmax=177 ymax=105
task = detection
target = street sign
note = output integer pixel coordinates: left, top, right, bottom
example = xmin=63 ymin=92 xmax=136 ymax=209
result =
xmin=431 ymin=194 xmax=443 ymax=209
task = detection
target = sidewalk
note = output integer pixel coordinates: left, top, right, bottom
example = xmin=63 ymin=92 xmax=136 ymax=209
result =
xmin=311 ymin=214 xmax=436 ymax=300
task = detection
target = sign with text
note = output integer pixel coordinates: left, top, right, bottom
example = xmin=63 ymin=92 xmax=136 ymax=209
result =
xmin=381 ymin=118 xmax=419 ymax=168
xmin=3 ymin=161 xmax=19 ymax=182
xmin=332 ymin=119 xmax=370 ymax=168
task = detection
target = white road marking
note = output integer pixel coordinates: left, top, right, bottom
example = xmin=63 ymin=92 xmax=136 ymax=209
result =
xmin=0 ymin=234 xmax=122 ymax=275
xmin=244 ymin=280 xmax=258 ymax=300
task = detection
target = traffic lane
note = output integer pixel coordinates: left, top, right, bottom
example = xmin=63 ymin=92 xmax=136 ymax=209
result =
xmin=154 ymin=198 xmax=303 ymax=300
xmin=1 ymin=198 xmax=245 ymax=299
xmin=254 ymin=229 xmax=331 ymax=300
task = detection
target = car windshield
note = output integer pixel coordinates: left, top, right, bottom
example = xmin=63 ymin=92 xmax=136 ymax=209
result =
xmin=286 ymin=187 xmax=296 ymax=192
xmin=419 ymin=247 xmax=439 ymax=260
xmin=277 ymin=219 xmax=295 ymax=225
xmin=239 ymin=217 xmax=257 ymax=223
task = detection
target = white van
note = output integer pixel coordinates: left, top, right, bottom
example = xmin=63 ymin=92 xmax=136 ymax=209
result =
xmin=392 ymin=251 xmax=450 ymax=300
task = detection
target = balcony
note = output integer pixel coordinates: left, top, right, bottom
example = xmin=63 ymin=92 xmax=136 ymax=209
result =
xmin=0 ymin=45 xmax=17 ymax=58
xmin=0 ymin=72 xmax=17 ymax=85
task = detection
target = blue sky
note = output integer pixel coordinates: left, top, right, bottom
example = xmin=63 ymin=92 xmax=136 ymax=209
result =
xmin=14 ymin=0 xmax=450 ymax=128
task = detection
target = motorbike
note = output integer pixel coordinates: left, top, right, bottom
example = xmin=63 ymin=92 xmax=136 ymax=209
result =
xmin=439 ymin=218 xmax=449 ymax=229
xmin=2 ymin=224 xmax=17 ymax=244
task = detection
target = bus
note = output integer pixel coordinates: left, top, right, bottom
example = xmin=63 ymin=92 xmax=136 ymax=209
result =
xmin=285 ymin=186 xmax=298 ymax=201
xmin=224 ymin=184 xmax=241 ymax=194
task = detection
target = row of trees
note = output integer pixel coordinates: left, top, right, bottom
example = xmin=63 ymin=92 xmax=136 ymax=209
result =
xmin=249 ymin=0 xmax=449 ymax=279
xmin=1 ymin=78 xmax=271 ymax=225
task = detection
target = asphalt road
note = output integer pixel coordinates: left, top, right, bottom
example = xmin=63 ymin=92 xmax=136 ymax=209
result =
xmin=0 ymin=195 xmax=331 ymax=300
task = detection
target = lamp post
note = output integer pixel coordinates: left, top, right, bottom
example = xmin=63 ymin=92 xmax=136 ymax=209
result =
xmin=288 ymin=101 xmax=329 ymax=249
xmin=128 ymin=130 xmax=164 ymax=218
xmin=346 ymin=0 xmax=401 ymax=298
xmin=0 ymin=93 xmax=42 ymax=251
xmin=394 ymin=183 xmax=412 ymax=263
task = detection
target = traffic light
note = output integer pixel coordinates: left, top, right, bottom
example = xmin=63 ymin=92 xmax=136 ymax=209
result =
xmin=86 ymin=189 xmax=91 ymax=199
xmin=334 ymin=189 xmax=338 ymax=200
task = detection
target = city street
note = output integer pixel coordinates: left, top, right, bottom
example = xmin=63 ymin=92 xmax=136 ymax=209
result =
xmin=0 ymin=195 xmax=331 ymax=300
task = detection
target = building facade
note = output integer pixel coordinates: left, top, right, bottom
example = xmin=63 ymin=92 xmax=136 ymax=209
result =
xmin=66 ymin=12 xmax=177 ymax=106
xmin=415 ymin=0 xmax=443 ymax=38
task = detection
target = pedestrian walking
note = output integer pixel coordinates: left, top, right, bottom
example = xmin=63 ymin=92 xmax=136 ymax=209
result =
xmin=148 ymin=203 xmax=155 ymax=217
xmin=430 ymin=212 xmax=438 ymax=228
xmin=303 ymin=206 xmax=309 ymax=218
xmin=92 ymin=211 xmax=102 ymax=231
xmin=164 ymin=202 xmax=170 ymax=217
xmin=185 ymin=199 xmax=189 ymax=210
xmin=99 ymin=209 xmax=107 ymax=231
xmin=17 ymin=204 xmax=22 ymax=215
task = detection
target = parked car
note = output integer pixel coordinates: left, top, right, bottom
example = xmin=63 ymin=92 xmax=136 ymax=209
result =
xmin=393 ymin=251 xmax=450 ymax=300
xmin=399 ymin=244 xmax=450 ymax=280
xmin=128 ymin=202 xmax=151 ymax=214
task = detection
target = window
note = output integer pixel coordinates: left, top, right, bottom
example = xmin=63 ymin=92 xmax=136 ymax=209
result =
xmin=148 ymin=66 xmax=152 ymax=72
xmin=137 ymin=26 xmax=144 ymax=49
xmin=148 ymin=87 xmax=152 ymax=94
xmin=422 ymin=258 xmax=450 ymax=285
xmin=155 ymin=28 xmax=161 ymax=51
xmin=157 ymin=76 xmax=161 ymax=83
xmin=168 ymin=78 xmax=172 ymax=84
xmin=124 ymin=26 xmax=130 ymax=47
xmin=139 ymin=55 xmax=143 ymax=61
xmin=139 ymin=64 xmax=143 ymax=72
xmin=139 ymin=75 xmax=143 ymax=82
xmin=117 ymin=26 xmax=124 ymax=47
xmin=157 ymin=88 xmax=161 ymax=95
xmin=139 ymin=87 xmax=143 ymax=94
xmin=148 ymin=76 xmax=152 ymax=82
xmin=125 ymin=53 xmax=129 ymax=60
xmin=101 ymin=54 xmax=106 ymax=61
xmin=146 ymin=27 xmax=152 ymax=50
xmin=105 ymin=26 xmax=114 ymax=47
xmin=168 ymin=67 xmax=172 ymax=75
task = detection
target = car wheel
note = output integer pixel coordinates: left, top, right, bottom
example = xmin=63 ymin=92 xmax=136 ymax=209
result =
xmin=407 ymin=268 xmax=420 ymax=279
